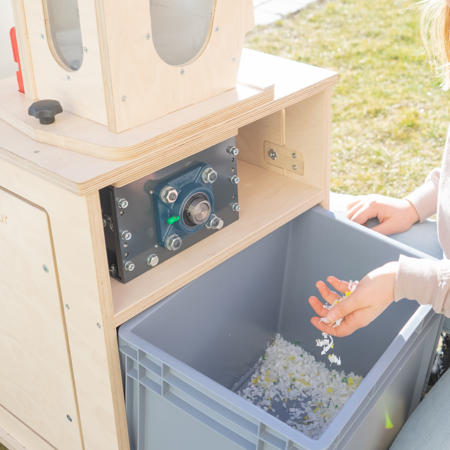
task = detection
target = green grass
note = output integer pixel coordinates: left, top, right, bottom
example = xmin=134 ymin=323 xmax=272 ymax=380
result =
xmin=0 ymin=444 xmax=6 ymax=450
xmin=245 ymin=0 xmax=450 ymax=197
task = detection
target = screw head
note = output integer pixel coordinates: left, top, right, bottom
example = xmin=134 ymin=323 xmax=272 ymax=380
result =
xmin=124 ymin=261 xmax=135 ymax=272
xmin=229 ymin=175 xmax=240 ymax=185
xmin=292 ymin=153 xmax=297 ymax=159
xmin=121 ymin=95 xmax=127 ymax=102
xmin=40 ymin=33 xmax=45 ymax=40
xmin=66 ymin=74 xmax=71 ymax=81
xmin=145 ymin=33 xmax=151 ymax=40
xmin=97 ymin=323 xmax=101 ymax=329
xmin=268 ymin=149 xmax=277 ymax=160
xmin=165 ymin=234 xmax=182 ymax=251
xmin=232 ymin=56 xmax=236 ymax=62
xmin=230 ymin=202 xmax=241 ymax=212
xmin=117 ymin=198 xmax=129 ymax=209
xmin=227 ymin=146 xmax=239 ymax=156
xmin=180 ymin=68 xmax=185 ymax=75
xmin=84 ymin=47 xmax=88 ymax=53
xmin=206 ymin=214 xmax=224 ymax=230
xmin=121 ymin=230 xmax=132 ymax=241
xmin=202 ymin=167 xmax=218 ymax=184
xmin=67 ymin=415 xmax=72 ymax=422
xmin=65 ymin=304 xmax=70 ymax=310
xmin=109 ymin=264 xmax=117 ymax=276
xmin=215 ymin=26 xmax=219 ymax=32
xmin=160 ymin=186 xmax=178 ymax=204
xmin=293 ymin=165 xmax=298 ymax=171
xmin=147 ymin=254 xmax=159 ymax=267
xmin=43 ymin=264 xmax=49 ymax=273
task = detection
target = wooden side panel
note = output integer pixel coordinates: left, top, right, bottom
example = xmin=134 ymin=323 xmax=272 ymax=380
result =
xmin=236 ymin=109 xmax=285 ymax=176
xmin=98 ymin=0 xmax=254 ymax=132
xmin=20 ymin=0 xmax=107 ymax=125
xmin=0 ymin=188 xmax=83 ymax=450
xmin=0 ymin=163 xmax=129 ymax=450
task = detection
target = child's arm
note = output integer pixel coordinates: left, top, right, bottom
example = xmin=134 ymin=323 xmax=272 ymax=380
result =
xmin=347 ymin=168 xmax=440 ymax=234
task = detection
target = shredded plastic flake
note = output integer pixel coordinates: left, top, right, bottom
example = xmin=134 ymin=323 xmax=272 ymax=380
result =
xmin=238 ymin=335 xmax=363 ymax=439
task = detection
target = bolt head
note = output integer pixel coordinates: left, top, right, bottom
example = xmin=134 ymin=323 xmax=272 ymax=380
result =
xmin=206 ymin=214 xmax=224 ymax=230
xmin=230 ymin=175 xmax=240 ymax=185
xmin=147 ymin=254 xmax=159 ymax=267
xmin=121 ymin=230 xmax=132 ymax=241
xmin=66 ymin=74 xmax=71 ymax=81
xmin=269 ymin=149 xmax=277 ymax=160
xmin=232 ymin=56 xmax=236 ymax=62
xmin=124 ymin=261 xmax=135 ymax=271
xmin=231 ymin=203 xmax=241 ymax=212
xmin=292 ymin=153 xmax=297 ymax=159
xmin=67 ymin=415 xmax=72 ymax=422
xmin=180 ymin=69 xmax=185 ymax=75
xmin=121 ymin=95 xmax=127 ymax=102
xmin=202 ymin=167 xmax=218 ymax=184
xmin=43 ymin=264 xmax=49 ymax=273
xmin=84 ymin=47 xmax=88 ymax=53
xmin=40 ymin=33 xmax=45 ymax=40
xmin=161 ymin=186 xmax=178 ymax=204
xmin=117 ymin=198 xmax=129 ymax=209
xmin=145 ymin=33 xmax=151 ymax=40
xmin=227 ymin=146 xmax=239 ymax=156
xmin=109 ymin=264 xmax=117 ymax=276
xmin=215 ymin=26 xmax=219 ymax=32
xmin=166 ymin=235 xmax=182 ymax=251
xmin=293 ymin=165 xmax=298 ymax=171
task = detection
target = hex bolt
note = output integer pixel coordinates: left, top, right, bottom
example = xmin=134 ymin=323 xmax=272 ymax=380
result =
xmin=121 ymin=96 xmax=127 ymax=102
xmin=268 ymin=149 xmax=277 ymax=160
xmin=202 ymin=167 xmax=218 ymax=184
xmin=65 ymin=304 xmax=70 ymax=310
xmin=121 ymin=230 xmax=132 ymax=241
xmin=160 ymin=186 xmax=178 ymax=204
xmin=165 ymin=234 xmax=182 ymax=251
xmin=293 ymin=165 xmax=298 ymax=171
xmin=226 ymin=146 xmax=239 ymax=156
xmin=147 ymin=254 xmax=159 ymax=267
xmin=292 ymin=153 xmax=297 ymax=159
xmin=43 ymin=264 xmax=49 ymax=273
xmin=117 ymin=198 xmax=129 ymax=209
xmin=180 ymin=69 xmax=185 ymax=75
xmin=215 ymin=26 xmax=220 ymax=32
xmin=97 ymin=323 xmax=101 ymax=329
xmin=124 ymin=261 xmax=135 ymax=272
xmin=206 ymin=214 xmax=224 ymax=230
xmin=103 ymin=215 xmax=111 ymax=228
xmin=229 ymin=175 xmax=240 ymax=185
xmin=230 ymin=202 xmax=241 ymax=212
xmin=67 ymin=415 xmax=72 ymax=422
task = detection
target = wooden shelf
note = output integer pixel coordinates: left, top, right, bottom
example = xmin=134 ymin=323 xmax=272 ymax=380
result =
xmin=112 ymin=160 xmax=324 ymax=326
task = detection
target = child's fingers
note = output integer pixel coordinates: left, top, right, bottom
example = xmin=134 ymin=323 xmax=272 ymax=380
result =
xmin=308 ymin=296 xmax=329 ymax=318
xmin=310 ymin=316 xmax=354 ymax=338
xmin=371 ymin=220 xmax=396 ymax=236
xmin=326 ymin=276 xmax=351 ymax=294
xmin=325 ymin=295 xmax=361 ymax=324
xmin=316 ymin=281 xmax=341 ymax=304
xmin=346 ymin=197 xmax=363 ymax=211
xmin=346 ymin=202 xmax=363 ymax=220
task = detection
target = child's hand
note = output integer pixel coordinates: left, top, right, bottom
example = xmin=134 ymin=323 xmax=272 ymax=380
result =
xmin=346 ymin=195 xmax=419 ymax=235
xmin=308 ymin=262 xmax=399 ymax=337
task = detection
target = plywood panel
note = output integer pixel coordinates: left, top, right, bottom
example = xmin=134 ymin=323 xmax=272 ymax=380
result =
xmin=0 ymin=188 xmax=83 ymax=450
xmin=0 ymin=162 xmax=129 ymax=450
xmin=20 ymin=0 xmax=107 ymax=125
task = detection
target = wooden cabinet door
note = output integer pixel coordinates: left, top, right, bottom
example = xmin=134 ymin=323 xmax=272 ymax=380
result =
xmin=0 ymin=187 xmax=83 ymax=450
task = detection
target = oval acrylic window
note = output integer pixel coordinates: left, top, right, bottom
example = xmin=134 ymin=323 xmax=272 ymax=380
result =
xmin=44 ymin=0 xmax=84 ymax=71
xmin=150 ymin=0 xmax=215 ymax=66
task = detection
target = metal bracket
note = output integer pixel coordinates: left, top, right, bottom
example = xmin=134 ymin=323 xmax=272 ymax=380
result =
xmin=264 ymin=141 xmax=304 ymax=175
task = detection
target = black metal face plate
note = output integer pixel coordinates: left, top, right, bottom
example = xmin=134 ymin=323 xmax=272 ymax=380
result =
xmin=100 ymin=137 xmax=239 ymax=283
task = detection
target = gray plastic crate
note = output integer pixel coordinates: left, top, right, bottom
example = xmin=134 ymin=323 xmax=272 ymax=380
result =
xmin=118 ymin=207 xmax=443 ymax=450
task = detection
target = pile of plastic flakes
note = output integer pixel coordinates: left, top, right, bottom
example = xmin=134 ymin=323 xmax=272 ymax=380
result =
xmin=238 ymin=334 xmax=362 ymax=439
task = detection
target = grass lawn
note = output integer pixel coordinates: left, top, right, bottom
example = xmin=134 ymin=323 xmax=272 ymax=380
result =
xmin=245 ymin=0 xmax=450 ymax=198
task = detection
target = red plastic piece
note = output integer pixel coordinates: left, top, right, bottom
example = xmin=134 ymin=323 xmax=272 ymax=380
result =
xmin=9 ymin=27 xmax=25 ymax=94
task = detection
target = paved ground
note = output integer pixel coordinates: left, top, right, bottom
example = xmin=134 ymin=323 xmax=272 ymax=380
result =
xmin=253 ymin=0 xmax=316 ymax=25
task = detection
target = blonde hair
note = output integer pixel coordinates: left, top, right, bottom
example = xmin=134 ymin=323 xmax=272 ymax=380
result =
xmin=420 ymin=0 xmax=450 ymax=89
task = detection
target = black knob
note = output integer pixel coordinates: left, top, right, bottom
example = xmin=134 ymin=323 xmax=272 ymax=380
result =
xmin=28 ymin=100 xmax=63 ymax=125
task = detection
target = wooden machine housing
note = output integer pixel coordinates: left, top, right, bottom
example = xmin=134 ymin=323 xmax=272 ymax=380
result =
xmin=0 ymin=10 xmax=337 ymax=448
xmin=9 ymin=0 xmax=254 ymax=132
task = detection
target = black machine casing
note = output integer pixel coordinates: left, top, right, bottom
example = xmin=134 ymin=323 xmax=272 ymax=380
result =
xmin=100 ymin=137 xmax=239 ymax=283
